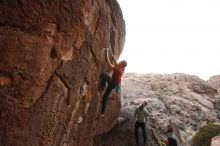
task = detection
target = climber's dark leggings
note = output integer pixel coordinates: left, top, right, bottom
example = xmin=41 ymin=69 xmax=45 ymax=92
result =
xmin=100 ymin=73 xmax=117 ymax=114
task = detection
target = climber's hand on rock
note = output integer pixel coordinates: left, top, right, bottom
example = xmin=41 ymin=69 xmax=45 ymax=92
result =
xmin=104 ymin=48 xmax=109 ymax=52
xmin=112 ymin=54 xmax=116 ymax=59
xmin=109 ymin=95 xmax=114 ymax=99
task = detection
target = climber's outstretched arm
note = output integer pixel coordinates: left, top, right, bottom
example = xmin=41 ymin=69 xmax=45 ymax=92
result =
xmin=111 ymin=55 xmax=117 ymax=66
xmin=105 ymin=48 xmax=115 ymax=70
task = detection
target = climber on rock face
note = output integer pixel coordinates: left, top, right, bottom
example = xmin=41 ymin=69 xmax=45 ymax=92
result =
xmin=99 ymin=48 xmax=127 ymax=118
xmin=134 ymin=101 xmax=149 ymax=146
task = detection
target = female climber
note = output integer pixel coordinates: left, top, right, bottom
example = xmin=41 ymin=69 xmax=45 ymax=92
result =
xmin=99 ymin=48 xmax=127 ymax=118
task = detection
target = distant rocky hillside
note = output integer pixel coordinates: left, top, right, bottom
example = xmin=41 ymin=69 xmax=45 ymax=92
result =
xmin=94 ymin=73 xmax=220 ymax=146
xmin=208 ymin=75 xmax=220 ymax=115
xmin=208 ymin=75 xmax=220 ymax=93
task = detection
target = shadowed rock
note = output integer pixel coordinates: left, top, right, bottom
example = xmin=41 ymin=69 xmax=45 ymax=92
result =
xmin=0 ymin=0 xmax=125 ymax=145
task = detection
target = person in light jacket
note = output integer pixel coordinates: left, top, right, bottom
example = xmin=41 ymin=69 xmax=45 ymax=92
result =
xmin=134 ymin=101 xmax=149 ymax=146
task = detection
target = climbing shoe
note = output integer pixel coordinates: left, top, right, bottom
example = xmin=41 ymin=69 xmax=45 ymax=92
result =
xmin=100 ymin=114 xmax=105 ymax=118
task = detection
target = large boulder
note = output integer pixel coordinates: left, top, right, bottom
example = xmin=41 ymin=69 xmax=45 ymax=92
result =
xmin=0 ymin=0 xmax=125 ymax=145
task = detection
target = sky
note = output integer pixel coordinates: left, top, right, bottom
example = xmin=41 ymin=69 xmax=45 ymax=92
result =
xmin=117 ymin=0 xmax=220 ymax=80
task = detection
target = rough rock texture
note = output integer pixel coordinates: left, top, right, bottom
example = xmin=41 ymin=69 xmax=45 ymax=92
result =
xmin=94 ymin=73 xmax=220 ymax=146
xmin=0 ymin=0 xmax=125 ymax=146
xmin=208 ymin=75 xmax=220 ymax=94
xmin=211 ymin=135 xmax=220 ymax=146
xmin=208 ymin=75 xmax=220 ymax=116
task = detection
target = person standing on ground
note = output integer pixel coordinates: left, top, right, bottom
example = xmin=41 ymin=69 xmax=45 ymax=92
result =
xmin=134 ymin=101 xmax=149 ymax=146
xmin=99 ymin=48 xmax=127 ymax=118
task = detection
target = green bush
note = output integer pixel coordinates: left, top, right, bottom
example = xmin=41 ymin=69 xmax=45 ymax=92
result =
xmin=192 ymin=123 xmax=220 ymax=146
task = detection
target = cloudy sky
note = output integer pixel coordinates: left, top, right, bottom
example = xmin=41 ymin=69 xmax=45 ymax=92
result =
xmin=117 ymin=0 xmax=220 ymax=80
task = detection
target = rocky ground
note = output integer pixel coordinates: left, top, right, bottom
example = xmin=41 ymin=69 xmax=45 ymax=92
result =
xmin=94 ymin=73 xmax=220 ymax=146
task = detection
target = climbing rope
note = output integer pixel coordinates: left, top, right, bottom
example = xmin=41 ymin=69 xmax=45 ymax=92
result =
xmin=151 ymin=128 xmax=167 ymax=146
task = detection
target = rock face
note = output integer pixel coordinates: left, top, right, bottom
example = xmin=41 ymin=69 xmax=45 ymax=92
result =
xmin=94 ymin=73 xmax=220 ymax=146
xmin=208 ymin=75 xmax=220 ymax=114
xmin=0 ymin=0 xmax=125 ymax=146
xmin=208 ymin=75 xmax=220 ymax=94
xmin=122 ymin=73 xmax=219 ymax=144
xmin=211 ymin=136 xmax=220 ymax=146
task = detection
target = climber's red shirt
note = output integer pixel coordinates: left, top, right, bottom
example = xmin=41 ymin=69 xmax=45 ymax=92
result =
xmin=112 ymin=64 xmax=124 ymax=84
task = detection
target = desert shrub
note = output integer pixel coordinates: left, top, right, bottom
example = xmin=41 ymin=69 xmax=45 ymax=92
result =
xmin=191 ymin=123 xmax=220 ymax=146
